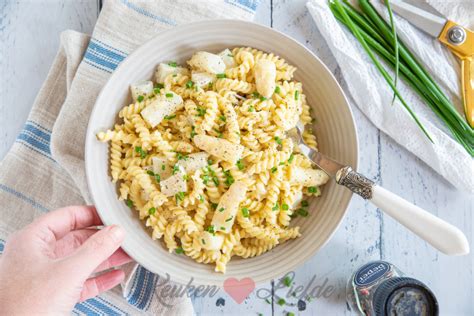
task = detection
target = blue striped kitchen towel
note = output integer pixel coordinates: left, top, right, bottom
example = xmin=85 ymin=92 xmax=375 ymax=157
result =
xmin=0 ymin=0 xmax=260 ymax=315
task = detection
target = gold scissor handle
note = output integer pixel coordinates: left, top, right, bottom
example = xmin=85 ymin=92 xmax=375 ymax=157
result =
xmin=438 ymin=20 xmax=474 ymax=127
xmin=461 ymin=57 xmax=474 ymax=128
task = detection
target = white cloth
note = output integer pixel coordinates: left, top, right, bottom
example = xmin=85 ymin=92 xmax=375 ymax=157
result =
xmin=307 ymin=0 xmax=474 ymax=193
xmin=0 ymin=0 xmax=260 ymax=315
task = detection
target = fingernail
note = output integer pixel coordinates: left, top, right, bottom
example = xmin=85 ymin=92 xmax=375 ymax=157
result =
xmin=109 ymin=225 xmax=125 ymax=242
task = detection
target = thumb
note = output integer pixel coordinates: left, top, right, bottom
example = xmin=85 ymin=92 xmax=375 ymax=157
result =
xmin=62 ymin=225 xmax=126 ymax=280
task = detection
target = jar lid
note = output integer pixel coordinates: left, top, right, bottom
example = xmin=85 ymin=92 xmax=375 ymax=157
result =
xmin=373 ymin=277 xmax=438 ymax=316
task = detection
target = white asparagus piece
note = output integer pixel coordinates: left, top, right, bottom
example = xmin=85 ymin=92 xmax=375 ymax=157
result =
xmin=211 ymin=181 xmax=248 ymax=233
xmin=193 ymin=135 xmax=244 ymax=164
xmin=290 ymin=166 xmax=329 ymax=187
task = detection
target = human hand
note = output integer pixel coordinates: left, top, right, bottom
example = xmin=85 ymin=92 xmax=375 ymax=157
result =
xmin=0 ymin=205 xmax=132 ymax=315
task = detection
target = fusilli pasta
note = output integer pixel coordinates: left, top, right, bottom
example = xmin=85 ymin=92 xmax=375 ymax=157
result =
xmin=97 ymin=47 xmax=329 ymax=273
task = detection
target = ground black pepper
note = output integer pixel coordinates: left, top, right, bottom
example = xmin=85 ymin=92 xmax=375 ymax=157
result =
xmin=346 ymin=261 xmax=438 ymax=316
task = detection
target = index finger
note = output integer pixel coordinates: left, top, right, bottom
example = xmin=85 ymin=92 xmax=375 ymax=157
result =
xmin=30 ymin=205 xmax=103 ymax=240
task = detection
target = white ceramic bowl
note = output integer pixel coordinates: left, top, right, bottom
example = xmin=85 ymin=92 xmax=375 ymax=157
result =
xmin=85 ymin=20 xmax=358 ymax=286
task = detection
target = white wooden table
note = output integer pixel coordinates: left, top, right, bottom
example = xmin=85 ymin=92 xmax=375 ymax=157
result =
xmin=1 ymin=1 xmax=472 ymax=315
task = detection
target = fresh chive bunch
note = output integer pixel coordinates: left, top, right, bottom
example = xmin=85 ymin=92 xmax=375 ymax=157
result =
xmin=329 ymin=0 xmax=474 ymax=156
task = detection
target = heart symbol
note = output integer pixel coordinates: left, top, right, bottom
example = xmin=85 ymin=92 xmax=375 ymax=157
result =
xmin=223 ymin=277 xmax=256 ymax=304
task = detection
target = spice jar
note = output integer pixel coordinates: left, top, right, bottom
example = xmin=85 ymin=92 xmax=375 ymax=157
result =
xmin=346 ymin=261 xmax=438 ymax=316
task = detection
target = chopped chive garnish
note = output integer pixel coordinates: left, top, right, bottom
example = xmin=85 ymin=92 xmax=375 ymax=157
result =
xmin=274 ymin=86 xmax=281 ymax=94
xmin=168 ymin=61 xmax=177 ymax=67
xmin=218 ymin=207 xmax=225 ymax=212
xmin=197 ymin=106 xmax=206 ymax=117
xmin=175 ymin=247 xmax=184 ymax=254
xmin=155 ymin=174 xmax=161 ymax=182
xmin=225 ymin=216 xmax=233 ymax=222
xmin=177 ymin=153 xmax=188 ymax=160
xmin=206 ymin=225 xmax=216 ymax=235
xmin=288 ymin=312 xmax=295 ymax=316
xmin=274 ymin=136 xmax=282 ymax=145
xmin=288 ymin=153 xmax=295 ymax=163
xmin=201 ymin=238 xmax=206 ymax=245
xmin=225 ymin=177 xmax=234 ymax=186
xmin=252 ymin=92 xmax=260 ymax=98
xmin=282 ymin=203 xmax=289 ymax=211
xmin=283 ymin=276 xmax=292 ymax=287
xmin=134 ymin=146 xmax=147 ymax=159
xmin=219 ymin=115 xmax=226 ymax=122
xmin=241 ymin=207 xmax=249 ymax=218
xmin=202 ymin=174 xmax=210 ymax=184
xmin=224 ymin=170 xmax=234 ymax=186
xmin=175 ymin=191 xmax=185 ymax=203
xmin=183 ymin=174 xmax=189 ymax=181
xmin=164 ymin=114 xmax=176 ymax=120
xmin=198 ymin=194 xmax=204 ymax=202
xmin=301 ymin=200 xmax=309 ymax=207
xmin=279 ymin=162 xmax=286 ymax=166
xmin=248 ymin=105 xmax=255 ymax=112
xmin=214 ymin=128 xmax=223 ymax=138
xmin=161 ymin=164 xmax=166 ymax=171
xmin=294 ymin=90 xmax=299 ymax=100
xmin=271 ymin=167 xmax=278 ymax=173
xmin=207 ymin=159 xmax=213 ymax=165
xmin=298 ymin=208 xmax=308 ymax=217
xmin=220 ymin=226 xmax=226 ymax=230
xmin=126 ymin=199 xmax=133 ymax=208
xmin=212 ymin=176 xmax=219 ymax=186
xmin=272 ymin=203 xmax=279 ymax=211
xmin=236 ymin=159 xmax=244 ymax=170
xmin=147 ymin=170 xmax=155 ymax=176
xmin=186 ymin=80 xmax=194 ymax=88
xmin=277 ymin=298 xmax=286 ymax=306
xmin=211 ymin=203 xmax=218 ymax=209
xmin=148 ymin=207 xmax=156 ymax=215
xmin=308 ymin=186 xmax=318 ymax=193
xmin=153 ymin=87 xmax=160 ymax=94
xmin=227 ymin=53 xmax=233 ymax=57
xmin=172 ymin=165 xmax=180 ymax=175
xmin=259 ymin=96 xmax=267 ymax=101
xmin=190 ymin=126 xmax=196 ymax=138
xmin=216 ymin=73 xmax=226 ymax=79
xmin=155 ymin=83 xmax=164 ymax=89
xmin=165 ymin=93 xmax=173 ymax=98
xmin=137 ymin=95 xmax=144 ymax=102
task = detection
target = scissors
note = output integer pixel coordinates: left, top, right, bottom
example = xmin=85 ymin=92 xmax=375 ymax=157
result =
xmin=389 ymin=0 xmax=474 ymax=128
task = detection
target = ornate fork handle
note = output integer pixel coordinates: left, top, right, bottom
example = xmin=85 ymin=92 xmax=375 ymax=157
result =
xmin=301 ymin=140 xmax=468 ymax=255
xmin=335 ymin=166 xmax=374 ymax=200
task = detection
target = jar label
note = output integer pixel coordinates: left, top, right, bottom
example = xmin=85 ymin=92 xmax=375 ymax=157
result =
xmin=354 ymin=261 xmax=390 ymax=286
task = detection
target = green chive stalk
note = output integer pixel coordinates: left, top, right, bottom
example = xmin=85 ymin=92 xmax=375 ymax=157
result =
xmin=331 ymin=0 xmax=432 ymax=141
xmin=360 ymin=0 xmax=474 ymax=142
xmin=384 ymin=0 xmax=399 ymax=105
xmin=329 ymin=0 xmax=474 ymax=156
xmin=359 ymin=0 xmax=471 ymax=135
xmin=333 ymin=9 xmax=470 ymax=150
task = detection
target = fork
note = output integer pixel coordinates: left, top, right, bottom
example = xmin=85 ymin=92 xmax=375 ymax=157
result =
xmin=288 ymin=123 xmax=469 ymax=256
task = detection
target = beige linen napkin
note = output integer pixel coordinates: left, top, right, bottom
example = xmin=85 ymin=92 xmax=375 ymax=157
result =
xmin=0 ymin=0 xmax=260 ymax=314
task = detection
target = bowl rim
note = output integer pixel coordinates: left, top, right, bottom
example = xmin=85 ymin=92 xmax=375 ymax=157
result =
xmin=85 ymin=19 xmax=359 ymax=286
